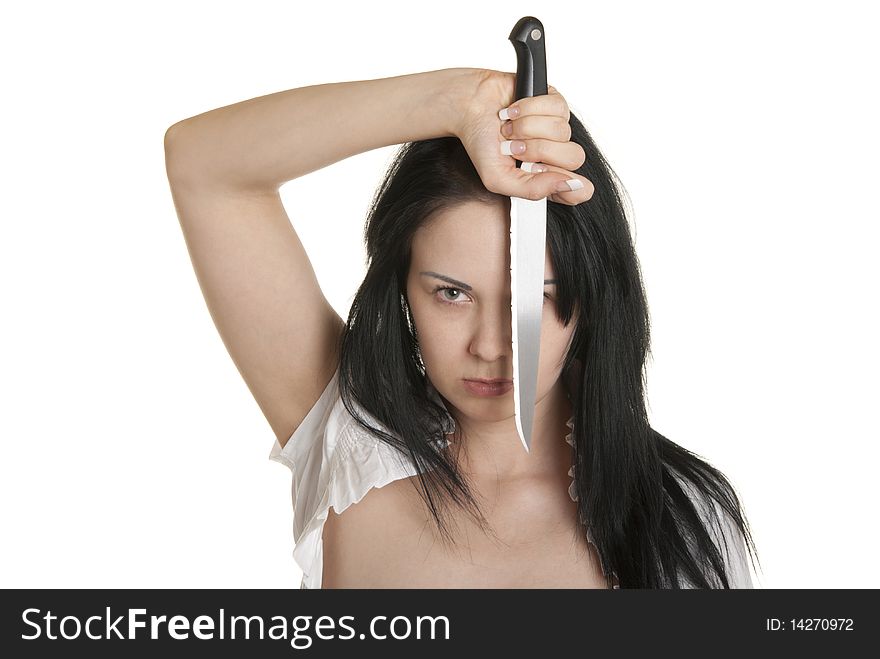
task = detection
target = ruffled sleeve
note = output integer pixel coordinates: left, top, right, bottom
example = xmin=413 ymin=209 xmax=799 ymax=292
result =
xmin=565 ymin=416 xmax=620 ymax=589
xmin=268 ymin=367 xmax=449 ymax=588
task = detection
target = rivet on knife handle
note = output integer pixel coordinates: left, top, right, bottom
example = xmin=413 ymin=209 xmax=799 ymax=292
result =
xmin=508 ymin=17 xmax=548 ymax=170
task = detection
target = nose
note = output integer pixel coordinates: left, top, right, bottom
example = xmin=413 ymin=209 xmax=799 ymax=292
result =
xmin=468 ymin=299 xmax=514 ymax=363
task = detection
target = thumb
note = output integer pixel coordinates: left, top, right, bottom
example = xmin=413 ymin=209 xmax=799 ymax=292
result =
xmin=517 ymin=164 xmax=593 ymax=203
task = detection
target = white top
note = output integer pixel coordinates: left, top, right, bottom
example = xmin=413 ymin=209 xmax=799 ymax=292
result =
xmin=269 ymin=367 xmax=753 ymax=589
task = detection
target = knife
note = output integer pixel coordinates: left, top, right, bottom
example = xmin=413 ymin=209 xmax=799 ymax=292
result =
xmin=507 ymin=16 xmax=548 ymax=453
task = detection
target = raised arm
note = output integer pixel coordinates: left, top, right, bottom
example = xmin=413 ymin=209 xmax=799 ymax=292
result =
xmin=163 ymin=68 xmax=479 ymax=447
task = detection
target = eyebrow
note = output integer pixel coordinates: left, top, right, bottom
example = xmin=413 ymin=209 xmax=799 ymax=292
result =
xmin=420 ymin=271 xmax=558 ymax=290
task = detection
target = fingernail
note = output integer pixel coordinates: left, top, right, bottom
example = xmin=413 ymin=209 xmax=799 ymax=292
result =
xmin=498 ymin=106 xmax=520 ymax=120
xmin=556 ymin=179 xmax=584 ymax=192
xmin=500 ymin=140 xmax=525 ymax=156
xmin=521 ymin=162 xmax=547 ymax=173
xmin=501 ymin=122 xmax=513 ymax=137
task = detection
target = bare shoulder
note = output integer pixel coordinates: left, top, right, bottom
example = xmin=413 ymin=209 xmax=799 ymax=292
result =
xmin=321 ymin=476 xmax=428 ymax=588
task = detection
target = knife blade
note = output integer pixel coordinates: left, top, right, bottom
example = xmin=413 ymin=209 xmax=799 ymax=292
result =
xmin=507 ymin=16 xmax=548 ymax=453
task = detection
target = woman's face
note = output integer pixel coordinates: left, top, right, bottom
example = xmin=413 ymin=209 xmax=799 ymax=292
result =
xmin=405 ymin=198 xmax=576 ymax=427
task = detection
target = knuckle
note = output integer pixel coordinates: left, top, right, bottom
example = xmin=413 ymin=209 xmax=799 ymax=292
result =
xmin=558 ymin=118 xmax=572 ymax=141
xmin=530 ymin=139 xmax=544 ymax=159
xmin=558 ymin=99 xmax=571 ymax=121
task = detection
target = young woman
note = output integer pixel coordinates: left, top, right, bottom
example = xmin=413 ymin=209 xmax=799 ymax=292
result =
xmin=164 ymin=68 xmax=759 ymax=589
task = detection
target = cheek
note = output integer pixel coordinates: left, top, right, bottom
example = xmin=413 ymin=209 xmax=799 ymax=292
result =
xmin=418 ymin=324 xmax=463 ymax=357
xmin=413 ymin=296 xmax=468 ymax=333
xmin=540 ymin=322 xmax=574 ymax=361
xmin=410 ymin=304 xmax=461 ymax=350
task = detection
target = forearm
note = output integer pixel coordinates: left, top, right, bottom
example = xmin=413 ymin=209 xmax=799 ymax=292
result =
xmin=164 ymin=68 xmax=480 ymax=192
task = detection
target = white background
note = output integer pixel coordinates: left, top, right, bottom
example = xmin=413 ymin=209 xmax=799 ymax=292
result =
xmin=2 ymin=0 xmax=877 ymax=589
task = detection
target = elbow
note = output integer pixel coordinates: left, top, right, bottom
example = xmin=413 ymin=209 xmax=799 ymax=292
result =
xmin=163 ymin=121 xmax=188 ymax=183
xmin=163 ymin=119 xmax=190 ymax=155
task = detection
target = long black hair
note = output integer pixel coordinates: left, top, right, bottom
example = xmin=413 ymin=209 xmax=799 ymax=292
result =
xmin=335 ymin=111 xmax=760 ymax=588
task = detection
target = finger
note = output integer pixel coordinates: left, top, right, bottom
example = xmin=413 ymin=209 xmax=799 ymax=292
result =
xmin=517 ymin=169 xmax=595 ymax=204
xmin=500 ymin=138 xmax=586 ymax=172
xmin=534 ymin=163 xmax=596 ymax=204
xmin=499 ymin=92 xmax=569 ymax=122
xmin=514 ymin=163 xmax=594 ymax=203
xmin=548 ymin=175 xmax=595 ymax=204
xmin=500 ymin=114 xmax=571 ymax=142
xmin=485 ymin=162 xmax=593 ymax=205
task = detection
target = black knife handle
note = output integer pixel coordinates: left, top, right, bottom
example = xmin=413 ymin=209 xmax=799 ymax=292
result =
xmin=508 ymin=17 xmax=548 ymax=169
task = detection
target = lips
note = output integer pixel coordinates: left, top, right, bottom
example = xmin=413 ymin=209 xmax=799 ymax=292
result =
xmin=463 ymin=379 xmax=513 ymax=397
xmin=466 ymin=378 xmax=513 ymax=384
